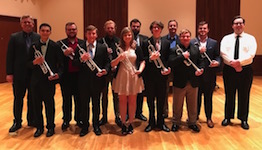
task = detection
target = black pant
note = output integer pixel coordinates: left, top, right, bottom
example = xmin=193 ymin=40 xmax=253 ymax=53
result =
xmin=60 ymin=72 xmax=81 ymax=123
xmin=136 ymin=92 xmax=144 ymax=115
xmin=12 ymin=78 xmax=35 ymax=125
xmin=32 ymin=80 xmax=55 ymax=130
xmin=223 ymin=65 xmax=253 ymax=121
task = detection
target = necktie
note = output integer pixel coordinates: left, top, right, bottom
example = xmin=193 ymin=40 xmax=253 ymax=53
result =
xmin=25 ymin=34 xmax=31 ymax=52
xmin=156 ymin=40 xmax=160 ymax=51
xmin=88 ymin=44 xmax=93 ymax=59
xmin=234 ymin=35 xmax=240 ymax=59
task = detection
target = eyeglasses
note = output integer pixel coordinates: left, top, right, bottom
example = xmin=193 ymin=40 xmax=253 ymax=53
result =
xmin=67 ymin=28 xmax=77 ymax=31
xmin=233 ymin=22 xmax=244 ymax=25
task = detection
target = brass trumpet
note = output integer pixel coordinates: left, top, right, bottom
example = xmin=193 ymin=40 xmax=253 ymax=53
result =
xmin=115 ymin=43 xmax=137 ymax=75
xmin=176 ymin=44 xmax=200 ymax=71
xmin=77 ymin=44 xmax=102 ymax=72
xmin=33 ymin=45 xmax=55 ymax=76
xmin=194 ymin=40 xmax=212 ymax=64
xmin=147 ymin=40 xmax=168 ymax=72
xmin=60 ymin=41 xmax=75 ymax=60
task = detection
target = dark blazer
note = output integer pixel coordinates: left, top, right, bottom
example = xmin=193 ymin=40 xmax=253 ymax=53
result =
xmin=190 ymin=38 xmax=221 ymax=83
xmin=74 ymin=41 xmax=110 ymax=93
xmin=6 ymin=31 xmax=40 ymax=82
xmin=136 ymin=34 xmax=148 ymax=48
xmin=27 ymin=40 xmax=64 ymax=86
xmin=141 ymin=36 xmax=170 ymax=82
xmin=169 ymin=43 xmax=205 ymax=88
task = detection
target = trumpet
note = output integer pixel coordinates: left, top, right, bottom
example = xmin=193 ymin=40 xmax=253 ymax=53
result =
xmin=77 ymin=44 xmax=102 ymax=72
xmin=176 ymin=44 xmax=200 ymax=71
xmin=147 ymin=40 xmax=168 ymax=72
xmin=115 ymin=43 xmax=137 ymax=75
xmin=33 ymin=45 xmax=55 ymax=76
xmin=60 ymin=41 xmax=74 ymax=60
xmin=194 ymin=41 xmax=212 ymax=64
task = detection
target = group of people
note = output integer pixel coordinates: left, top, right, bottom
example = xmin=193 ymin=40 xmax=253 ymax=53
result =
xmin=6 ymin=15 xmax=257 ymax=138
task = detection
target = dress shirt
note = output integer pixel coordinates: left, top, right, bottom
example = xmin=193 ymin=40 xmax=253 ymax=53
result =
xmin=86 ymin=40 xmax=97 ymax=58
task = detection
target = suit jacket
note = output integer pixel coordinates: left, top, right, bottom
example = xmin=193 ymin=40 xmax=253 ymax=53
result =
xmin=141 ymin=36 xmax=170 ymax=83
xmin=27 ymin=39 xmax=64 ymax=86
xmin=136 ymin=34 xmax=148 ymax=48
xmin=74 ymin=41 xmax=110 ymax=93
xmin=6 ymin=31 xmax=40 ymax=82
xmin=190 ymin=38 xmax=221 ymax=83
xmin=168 ymin=43 xmax=205 ymax=88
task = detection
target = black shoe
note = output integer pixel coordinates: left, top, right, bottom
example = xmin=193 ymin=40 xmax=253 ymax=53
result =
xmin=135 ymin=114 xmax=147 ymax=121
xmin=163 ymin=114 xmax=168 ymax=119
xmin=160 ymin=124 xmax=170 ymax=132
xmin=46 ymin=128 xmax=55 ymax=137
xmin=144 ymin=124 xmax=154 ymax=132
xmin=79 ymin=128 xmax=88 ymax=137
xmin=34 ymin=128 xmax=44 ymax=137
xmin=93 ymin=126 xmax=102 ymax=136
xmin=121 ymin=125 xmax=127 ymax=135
xmin=221 ymin=119 xmax=231 ymax=126
xmin=171 ymin=124 xmax=179 ymax=132
xmin=76 ymin=121 xmax=83 ymax=128
xmin=9 ymin=122 xmax=22 ymax=133
xmin=189 ymin=124 xmax=200 ymax=132
xmin=115 ymin=117 xmax=122 ymax=127
xmin=61 ymin=122 xmax=70 ymax=131
xmin=127 ymin=124 xmax=133 ymax=134
xmin=99 ymin=117 xmax=108 ymax=126
xmin=241 ymin=121 xmax=249 ymax=130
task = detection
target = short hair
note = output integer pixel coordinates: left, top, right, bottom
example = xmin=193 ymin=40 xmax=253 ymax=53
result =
xmin=20 ymin=15 xmax=34 ymax=23
xmin=130 ymin=18 xmax=141 ymax=27
xmin=168 ymin=19 xmax=178 ymax=27
xmin=149 ymin=21 xmax=164 ymax=31
xmin=232 ymin=15 xmax=245 ymax=25
xmin=39 ymin=23 xmax=52 ymax=31
xmin=179 ymin=29 xmax=191 ymax=36
xmin=104 ymin=20 xmax=117 ymax=29
xmin=198 ymin=21 xmax=208 ymax=26
xmin=65 ymin=22 xmax=77 ymax=29
xmin=85 ymin=25 xmax=98 ymax=33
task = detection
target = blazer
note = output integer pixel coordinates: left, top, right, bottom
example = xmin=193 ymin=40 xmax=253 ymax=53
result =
xmin=136 ymin=34 xmax=148 ymax=48
xmin=6 ymin=31 xmax=40 ymax=82
xmin=73 ymin=41 xmax=110 ymax=93
xmin=141 ymin=36 xmax=171 ymax=82
xmin=168 ymin=43 xmax=205 ymax=88
xmin=27 ymin=39 xmax=64 ymax=86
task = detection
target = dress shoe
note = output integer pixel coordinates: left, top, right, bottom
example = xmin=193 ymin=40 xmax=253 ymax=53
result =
xmin=115 ymin=117 xmax=122 ymax=127
xmin=121 ymin=125 xmax=127 ymax=135
xmin=163 ymin=114 xmax=168 ymax=119
xmin=61 ymin=122 xmax=70 ymax=131
xmin=99 ymin=117 xmax=108 ymax=126
xmin=188 ymin=124 xmax=200 ymax=132
xmin=93 ymin=126 xmax=102 ymax=136
xmin=46 ymin=128 xmax=55 ymax=137
xmin=241 ymin=121 xmax=249 ymax=130
xmin=159 ymin=124 xmax=170 ymax=132
xmin=221 ymin=119 xmax=231 ymax=126
xmin=171 ymin=124 xmax=179 ymax=132
xmin=9 ymin=122 xmax=22 ymax=133
xmin=76 ymin=121 xmax=84 ymax=128
xmin=79 ymin=128 xmax=88 ymax=137
xmin=34 ymin=128 xmax=44 ymax=137
xmin=144 ymin=124 xmax=154 ymax=132
xmin=207 ymin=119 xmax=214 ymax=128
xmin=135 ymin=114 xmax=147 ymax=121
xmin=127 ymin=124 xmax=133 ymax=134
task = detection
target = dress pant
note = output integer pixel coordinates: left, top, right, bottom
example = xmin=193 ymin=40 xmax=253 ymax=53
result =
xmin=60 ymin=72 xmax=81 ymax=123
xmin=136 ymin=92 xmax=144 ymax=115
xmin=172 ymin=83 xmax=198 ymax=125
xmin=12 ymin=75 xmax=35 ymax=125
xmin=223 ymin=65 xmax=253 ymax=121
xmin=32 ymin=79 xmax=55 ymax=130
xmin=163 ymin=73 xmax=173 ymax=116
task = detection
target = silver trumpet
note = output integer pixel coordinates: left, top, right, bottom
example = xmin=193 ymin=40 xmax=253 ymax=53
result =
xmin=115 ymin=43 xmax=137 ymax=75
xmin=176 ymin=44 xmax=200 ymax=71
xmin=147 ymin=40 xmax=168 ymax=72
xmin=60 ymin=41 xmax=74 ymax=60
xmin=77 ymin=44 xmax=102 ymax=72
xmin=33 ymin=45 xmax=55 ymax=76
xmin=194 ymin=41 xmax=212 ymax=64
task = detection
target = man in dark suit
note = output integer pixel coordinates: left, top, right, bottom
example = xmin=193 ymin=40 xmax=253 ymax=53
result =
xmin=57 ymin=22 xmax=85 ymax=131
xmin=27 ymin=23 xmax=64 ymax=137
xmin=6 ymin=15 xmax=40 ymax=135
xmin=130 ymin=18 xmax=148 ymax=121
xmin=74 ymin=25 xmax=110 ymax=137
xmin=162 ymin=19 xmax=180 ymax=118
xmin=191 ymin=21 xmax=220 ymax=128
xmin=142 ymin=21 xmax=171 ymax=132
xmin=169 ymin=29 xmax=204 ymax=133
xmin=97 ymin=20 xmax=121 ymax=127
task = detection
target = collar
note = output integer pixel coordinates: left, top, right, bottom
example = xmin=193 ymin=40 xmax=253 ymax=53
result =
xmin=86 ymin=40 xmax=97 ymax=48
xmin=234 ymin=32 xmax=244 ymax=38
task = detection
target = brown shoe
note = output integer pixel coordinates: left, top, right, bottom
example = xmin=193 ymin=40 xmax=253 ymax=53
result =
xmin=207 ymin=119 xmax=214 ymax=128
